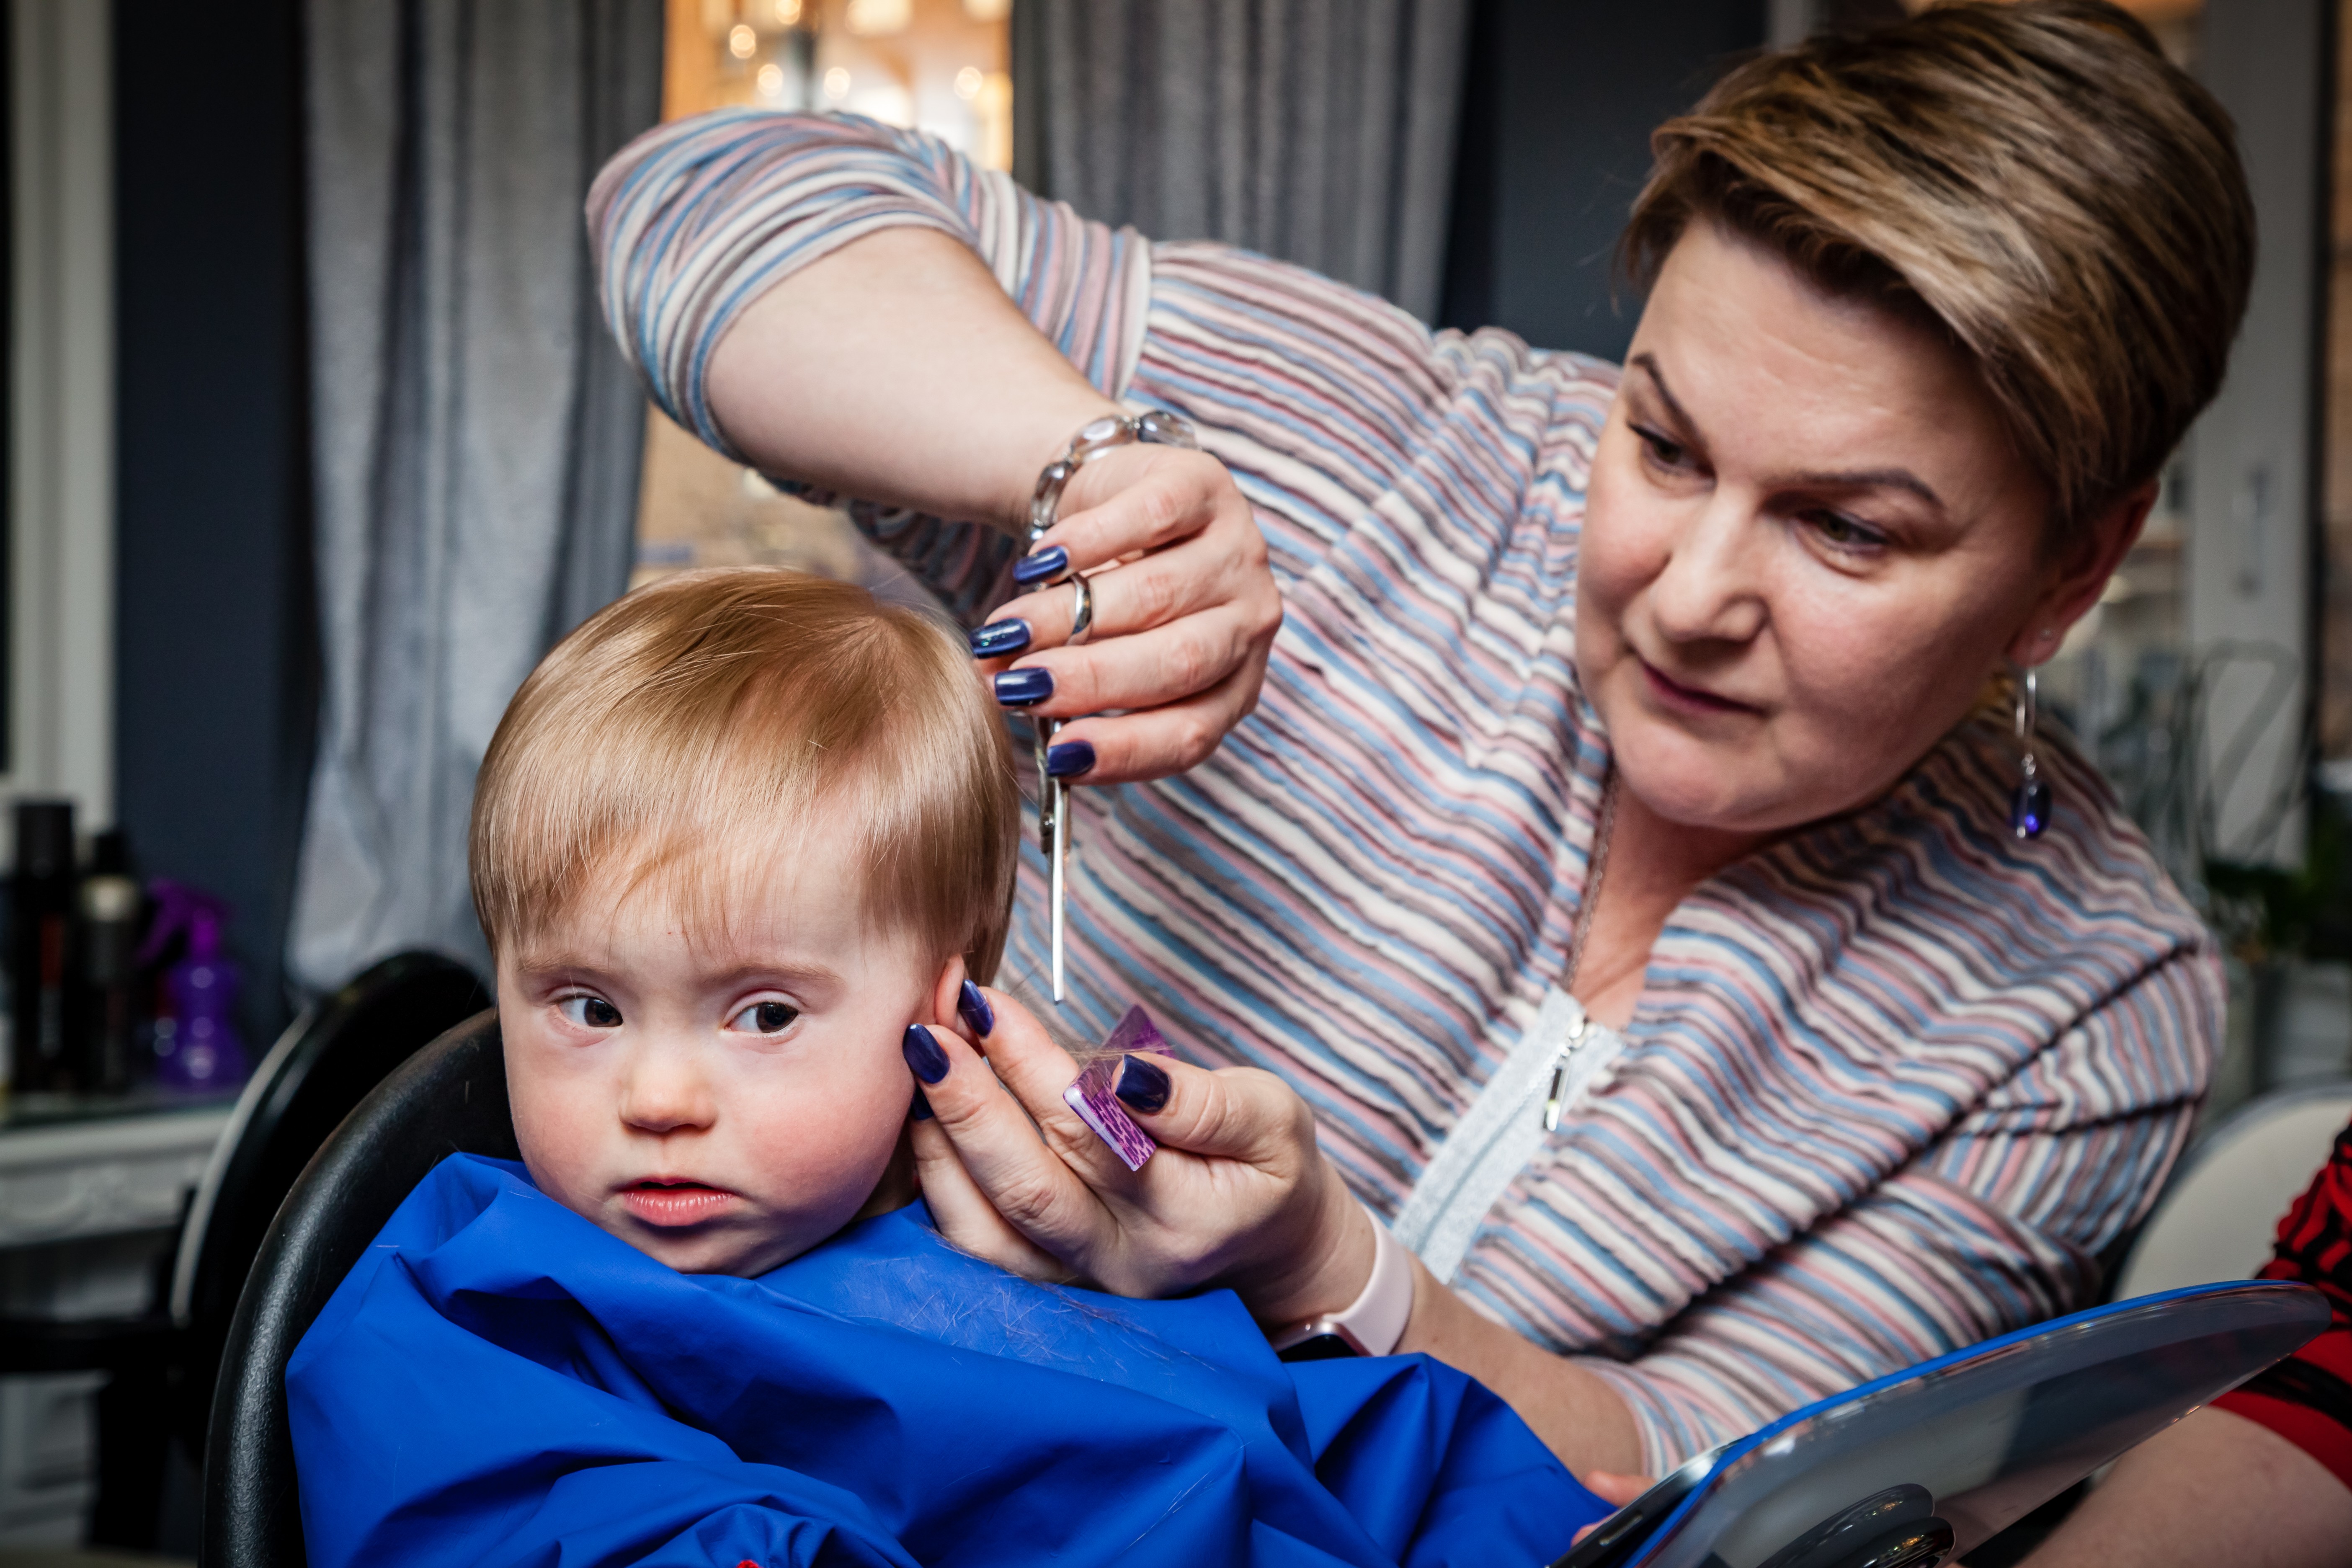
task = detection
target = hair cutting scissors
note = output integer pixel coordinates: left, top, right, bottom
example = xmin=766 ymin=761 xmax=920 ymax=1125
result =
xmin=1021 ymin=410 xmax=1199 ymax=1003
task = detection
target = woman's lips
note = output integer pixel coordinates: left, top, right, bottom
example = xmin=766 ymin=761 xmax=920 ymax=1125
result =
xmin=619 ymin=1180 xmax=738 ymax=1226
xmin=1638 ymin=658 xmax=1759 ymax=715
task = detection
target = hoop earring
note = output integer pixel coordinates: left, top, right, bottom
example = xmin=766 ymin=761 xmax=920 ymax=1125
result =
xmin=2011 ymin=668 xmax=2050 ymax=840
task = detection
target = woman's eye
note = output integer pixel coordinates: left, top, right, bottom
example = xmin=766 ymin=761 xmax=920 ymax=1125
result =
xmin=729 ymin=1001 xmax=801 ymax=1034
xmin=1635 ymin=427 xmax=1693 ymax=472
xmin=1805 ymin=508 xmax=1883 ymax=550
xmin=558 ymin=995 xmax=622 ymax=1029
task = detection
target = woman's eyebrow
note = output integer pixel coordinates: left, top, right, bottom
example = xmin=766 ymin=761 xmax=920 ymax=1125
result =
xmin=1627 ymin=353 xmax=1698 ymax=436
xmin=1782 ymin=464 xmax=1945 ymax=511
xmin=1632 ymin=351 xmax=1945 ymax=511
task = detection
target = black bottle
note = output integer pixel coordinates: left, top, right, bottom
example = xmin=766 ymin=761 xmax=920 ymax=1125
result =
xmin=79 ymin=829 xmax=141 ymax=1094
xmin=10 ymin=799 xmax=77 ymax=1092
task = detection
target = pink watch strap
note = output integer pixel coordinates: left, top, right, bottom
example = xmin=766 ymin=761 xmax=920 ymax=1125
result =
xmin=1269 ymin=1202 xmax=1415 ymax=1358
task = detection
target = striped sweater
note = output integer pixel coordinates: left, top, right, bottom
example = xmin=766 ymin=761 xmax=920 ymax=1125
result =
xmin=590 ymin=111 xmax=2222 ymax=1472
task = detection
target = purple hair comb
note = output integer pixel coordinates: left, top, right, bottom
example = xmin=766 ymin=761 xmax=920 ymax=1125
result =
xmin=1060 ymin=1006 xmax=1174 ymax=1172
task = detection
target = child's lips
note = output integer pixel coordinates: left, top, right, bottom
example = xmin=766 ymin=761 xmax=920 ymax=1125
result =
xmin=619 ymin=1179 xmax=739 ymax=1227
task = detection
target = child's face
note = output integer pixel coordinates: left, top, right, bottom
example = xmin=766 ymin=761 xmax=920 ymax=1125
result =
xmin=499 ymin=832 xmax=948 ymax=1277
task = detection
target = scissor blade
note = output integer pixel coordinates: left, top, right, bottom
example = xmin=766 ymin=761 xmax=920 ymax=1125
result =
xmin=1050 ymin=776 xmax=1067 ymax=1002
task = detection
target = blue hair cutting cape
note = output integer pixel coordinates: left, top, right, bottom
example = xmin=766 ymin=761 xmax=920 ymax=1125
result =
xmin=287 ymin=1155 xmax=1604 ymax=1567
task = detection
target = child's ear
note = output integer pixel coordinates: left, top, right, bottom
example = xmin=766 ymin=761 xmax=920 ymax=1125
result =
xmin=927 ymin=954 xmax=970 ymax=1037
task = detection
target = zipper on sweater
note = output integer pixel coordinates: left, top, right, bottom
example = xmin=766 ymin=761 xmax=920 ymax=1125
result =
xmin=1540 ymin=1014 xmax=1592 ymax=1132
xmin=1393 ymin=988 xmax=1627 ymax=1282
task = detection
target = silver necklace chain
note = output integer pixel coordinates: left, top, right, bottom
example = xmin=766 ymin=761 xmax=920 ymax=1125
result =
xmin=1560 ymin=767 xmax=1620 ymax=997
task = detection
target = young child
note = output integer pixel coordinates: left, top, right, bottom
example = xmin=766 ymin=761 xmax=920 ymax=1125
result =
xmin=285 ymin=568 xmax=1606 ymax=1568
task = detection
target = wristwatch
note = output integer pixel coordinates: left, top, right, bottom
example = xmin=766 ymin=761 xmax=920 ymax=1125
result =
xmin=1270 ymin=1202 xmax=1416 ymax=1361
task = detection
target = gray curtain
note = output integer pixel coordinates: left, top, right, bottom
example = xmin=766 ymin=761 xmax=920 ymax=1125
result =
xmin=290 ymin=0 xmax=663 ymax=991
xmin=1014 ymin=0 xmax=1472 ymax=323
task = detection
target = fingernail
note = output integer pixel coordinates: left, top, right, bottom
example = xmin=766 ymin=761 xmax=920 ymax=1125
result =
xmin=1011 ymin=545 xmax=1070 ymax=586
xmin=1045 ymin=740 xmax=1096 ymax=779
xmin=1113 ymin=1055 xmax=1170 ymax=1114
xmin=994 ymin=668 xmax=1054 ymax=707
xmin=969 ymin=618 xmax=1032 ymax=658
xmin=911 ymin=1088 xmax=934 ymax=1121
xmin=957 ymin=979 xmax=995 ymax=1037
xmin=902 ymin=1023 xmax=949 ymax=1085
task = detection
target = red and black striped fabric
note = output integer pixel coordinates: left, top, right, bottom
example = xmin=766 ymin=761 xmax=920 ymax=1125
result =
xmin=2215 ymin=1119 xmax=2352 ymax=1491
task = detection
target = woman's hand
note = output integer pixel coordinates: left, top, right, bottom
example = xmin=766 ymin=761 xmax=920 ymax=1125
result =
xmin=1571 ymin=1472 xmax=1655 ymax=1547
xmin=904 ymin=984 xmax=1374 ymax=1328
xmin=904 ymin=981 xmax=1648 ymax=1475
xmin=973 ymin=442 xmax=1283 ymax=785
xmin=701 ymin=227 xmax=1278 ymax=785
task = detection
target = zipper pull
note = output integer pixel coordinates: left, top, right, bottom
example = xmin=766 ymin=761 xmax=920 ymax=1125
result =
xmin=1541 ymin=1059 xmax=1569 ymax=1132
xmin=1540 ymin=1016 xmax=1589 ymax=1133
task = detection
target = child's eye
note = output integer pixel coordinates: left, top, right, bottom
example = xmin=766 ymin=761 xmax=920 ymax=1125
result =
xmin=558 ymin=995 xmax=622 ymax=1029
xmin=728 ymin=1000 xmax=801 ymax=1035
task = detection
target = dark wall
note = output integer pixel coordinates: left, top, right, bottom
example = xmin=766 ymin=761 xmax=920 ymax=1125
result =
xmin=1439 ymin=0 xmax=1769 ymax=360
xmin=114 ymin=0 xmax=314 ymax=1041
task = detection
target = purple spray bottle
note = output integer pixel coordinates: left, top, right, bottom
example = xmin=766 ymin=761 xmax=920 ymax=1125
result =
xmin=137 ymin=879 xmax=247 ymax=1093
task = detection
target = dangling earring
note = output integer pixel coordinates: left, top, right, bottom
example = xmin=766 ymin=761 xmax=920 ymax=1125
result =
xmin=2011 ymin=667 xmax=2050 ymax=839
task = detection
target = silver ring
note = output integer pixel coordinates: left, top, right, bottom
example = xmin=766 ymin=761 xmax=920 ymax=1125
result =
xmin=1067 ymin=573 xmax=1095 ymax=647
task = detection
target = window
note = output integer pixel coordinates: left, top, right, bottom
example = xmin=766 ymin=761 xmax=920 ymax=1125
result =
xmin=633 ymin=0 xmax=1011 ymax=598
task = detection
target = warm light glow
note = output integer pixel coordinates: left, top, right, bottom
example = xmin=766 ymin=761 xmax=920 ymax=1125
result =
xmin=964 ymin=0 xmax=1010 ymax=19
xmin=824 ymin=66 xmax=852 ymax=100
xmin=757 ymin=62 xmax=785 ymax=98
xmin=845 ymin=0 xmax=911 ymax=36
xmin=976 ymin=70 xmax=1013 ymax=170
xmin=773 ymin=0 xmax=802 ymax=22
xmin=954 ymin=66 xmax=983 ymax=100
xmin=727 ymin=23 xmax=756 ymax=57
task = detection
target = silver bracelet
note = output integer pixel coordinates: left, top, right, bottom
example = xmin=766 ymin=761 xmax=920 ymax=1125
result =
xmin=1025 ymin=408 xmax=1200 ymax=549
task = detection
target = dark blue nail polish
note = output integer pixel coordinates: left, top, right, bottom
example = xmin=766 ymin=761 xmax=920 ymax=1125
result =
xmin=1045 ymin=740 xmax=1096 ymax=779
xmin=902 ymin=1023 xmax=949 ymax=1085
xmin=911 ymin=1088 xmax=934 ymax=1121
xmin=957 ymin=979 xmax=995 ymax=1037
xmin=969 ymin=618 xmax=1032 ymax=658
xmin=994 ymin=668 xmax=1054 ymax=707
xmin=1113 ymin=1055 xmax=1170 ymax=1114
xmin=1012 ymin=545 xmax=1070 ymax=586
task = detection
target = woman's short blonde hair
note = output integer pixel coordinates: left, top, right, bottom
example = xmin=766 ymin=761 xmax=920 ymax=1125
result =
xmin=471 ymin=567 xmax=1020 ymax=982
xmin=1623 ymin=0 xmax=2255 ymax=542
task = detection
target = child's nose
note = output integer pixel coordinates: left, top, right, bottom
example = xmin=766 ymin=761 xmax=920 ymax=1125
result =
xmin=619 ymin=1047 xmax=716 ymax=1134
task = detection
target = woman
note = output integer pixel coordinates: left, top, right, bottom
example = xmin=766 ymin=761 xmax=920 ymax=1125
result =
xmin=593 ymin=2 xmax=2247 ymax=1478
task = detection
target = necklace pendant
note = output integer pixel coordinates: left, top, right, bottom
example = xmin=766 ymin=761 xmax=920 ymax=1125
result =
xmin=2010 ymin=776 xmax=2052 ymax=839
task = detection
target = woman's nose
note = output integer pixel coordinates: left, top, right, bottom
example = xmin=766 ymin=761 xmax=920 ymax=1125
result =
xmin=619 ymin=1044 xmax=717 ymax=1135
xmin=1645 ymin=493 xmax=1768 ymax=646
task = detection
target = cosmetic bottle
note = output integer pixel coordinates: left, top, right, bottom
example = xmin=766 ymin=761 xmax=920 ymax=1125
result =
xmin=78 ymin=830 xmax=142 ymax=1093
xmin=10 ymin=799 xmax=78 ymax=1092
xmin=139 ymin=879 xmax=245 ymax=1093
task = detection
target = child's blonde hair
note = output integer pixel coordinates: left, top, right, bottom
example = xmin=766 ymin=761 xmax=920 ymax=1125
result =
xmin=470 ymin=568 xmax=1020 ymax=981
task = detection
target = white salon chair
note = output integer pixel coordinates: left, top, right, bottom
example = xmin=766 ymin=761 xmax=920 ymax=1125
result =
xmin=2113 ymin=1078 xmax=2352 ymax=1300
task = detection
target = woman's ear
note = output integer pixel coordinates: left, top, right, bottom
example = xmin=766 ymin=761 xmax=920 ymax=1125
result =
xmin=928 ymin=954 xmax=970 ymax=1039
xmin=2009 ymin=480 xmax=2159 ymax=667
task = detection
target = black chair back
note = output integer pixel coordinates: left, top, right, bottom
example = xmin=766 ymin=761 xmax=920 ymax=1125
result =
xmin=173 ymin=950 xmax=489 ymax=1449
xmin=203 ymin=1011 xmax=516 ymax=1568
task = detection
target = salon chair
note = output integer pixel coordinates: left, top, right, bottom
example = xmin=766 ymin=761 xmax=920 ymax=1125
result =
xmin=201 ymin=1009 xmax=513 ymax=1568
xmin=0 ymin=949 xmax=488 ymax=1549
xmin=2114 ymin=1077 xmax=2352 ymax=1301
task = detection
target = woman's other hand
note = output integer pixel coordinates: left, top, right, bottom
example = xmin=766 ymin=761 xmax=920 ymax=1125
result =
xmin=904 ymin=983 xmax=1372 ymax=1329
xmin=904 ymin=979 xmax=1648 ymax=1477
xmin=973 ymin=442 xmax=1282 ymax=784
xmin=1570 ymin=1472 xmax=1655 ymax=1547
xmin=704 ymin=227 xmax=1279 ymax=787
